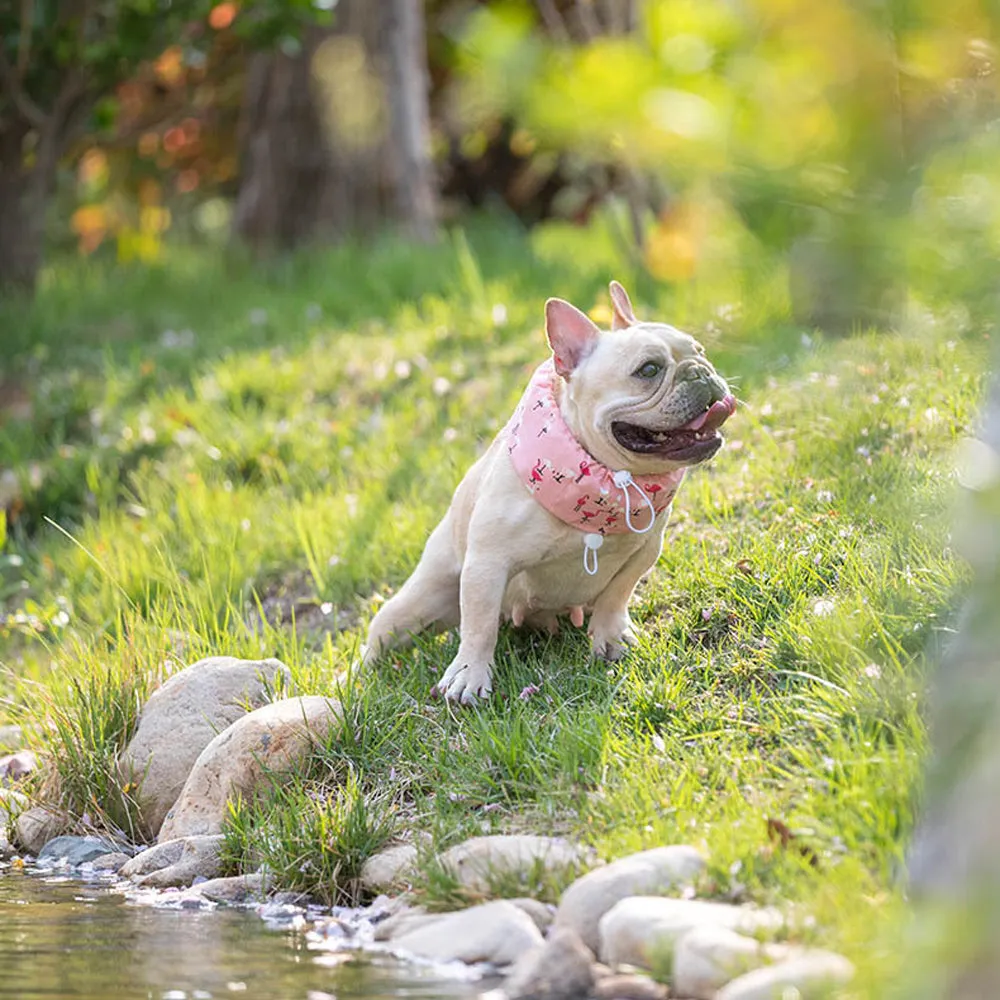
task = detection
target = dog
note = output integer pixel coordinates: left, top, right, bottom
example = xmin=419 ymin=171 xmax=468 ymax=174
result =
xmin=360 ymin=281 xmax=735 ymax=704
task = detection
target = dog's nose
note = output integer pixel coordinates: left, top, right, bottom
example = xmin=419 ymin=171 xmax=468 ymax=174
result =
xmin=675 ymin=361 xmax=727 ymax=398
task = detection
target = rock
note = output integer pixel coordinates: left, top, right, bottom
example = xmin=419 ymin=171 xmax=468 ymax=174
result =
xmin=360 ymin=843 xmax=419 ymax=892
xmin=13 ymin=805 xmax=65 ymax=855
xmin=37 ymin=835 xmax=125 ymax=867
xmin=159 ymin=695 xmax=341 ymax=841
xmin=439 ymin=835 xmax=592 ymax=894
xmin=504 ymin=927 xmax=595 ymax=1000
xmin=0 ymin=724 xmax=22 ymax=750
xmin=673 ymin=925 xmax=795 ymax=999
xmin=0 ymin=750 xmax=35 ymax=783
xmin=90 ymin=852 xmax=131 ymax=873
xmin=598 ymin=897 xmax=784 ymax=969
xmin=120 ymin=834 xmax=225 ymax=887
xmin=121 ymin=655 xmax=291 ymax=837
xmin=186 ymin=873 xmax=267 ymax=904
xmin=715 ymin=951 xmax=855 ymax=999
xmin=553 ymin=846 xmax=705 ymax=952
xmin=509 ymin=897 xmax=556 ymax=933
xmin=389 ymin=900 xmax=544 ymax=966
xmin=591 ymin=973 xmax=669 ymax=1000
xmin=373 ymin=905 xmax=440 ymax=942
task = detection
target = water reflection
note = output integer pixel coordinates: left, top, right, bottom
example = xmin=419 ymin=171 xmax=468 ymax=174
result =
xmin=0 ymin=871 xmax=483 ymax=1000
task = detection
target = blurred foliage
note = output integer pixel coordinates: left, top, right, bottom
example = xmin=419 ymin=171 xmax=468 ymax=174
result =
xmin=14 ymin=0 xmax=1000 ymax=325
xmin=450 ymin=0 xmax=1000 ymax=317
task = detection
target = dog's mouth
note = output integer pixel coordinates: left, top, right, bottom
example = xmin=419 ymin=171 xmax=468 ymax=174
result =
xmin=612 ymin=395 xmax=737 ymax=463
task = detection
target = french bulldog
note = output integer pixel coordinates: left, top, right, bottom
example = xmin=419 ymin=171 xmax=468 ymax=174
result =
xmin=360 ymin=281 xmax=735 ymax=704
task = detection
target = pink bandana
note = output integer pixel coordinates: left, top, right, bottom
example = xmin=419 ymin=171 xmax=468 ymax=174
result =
xmin=506 ymin=360 xmax=686 ymax=540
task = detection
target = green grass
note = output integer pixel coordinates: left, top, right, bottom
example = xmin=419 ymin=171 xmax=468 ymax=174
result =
xmin=0 ymin=214 xmax=988 ymax=994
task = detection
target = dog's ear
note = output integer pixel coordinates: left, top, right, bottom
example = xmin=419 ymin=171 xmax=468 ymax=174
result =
xmin=545 ymin=298 xmax=601 ymax=378
xmin=609 ymin=280 xmax=638 ymax=330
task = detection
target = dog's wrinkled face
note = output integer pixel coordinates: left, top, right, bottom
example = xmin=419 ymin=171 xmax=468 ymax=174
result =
xmin=547 ymin=282 xmax=735 ymax=475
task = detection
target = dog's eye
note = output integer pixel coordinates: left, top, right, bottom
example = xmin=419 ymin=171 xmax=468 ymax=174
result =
xmin=634 ymin=361 xmax=662 ymax=379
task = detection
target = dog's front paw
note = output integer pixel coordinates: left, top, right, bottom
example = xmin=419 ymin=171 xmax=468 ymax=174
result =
xmin=431 ymin=657 xmax=494 ymax=705
xmin=589 ymin=613 xmax=637 ymax=662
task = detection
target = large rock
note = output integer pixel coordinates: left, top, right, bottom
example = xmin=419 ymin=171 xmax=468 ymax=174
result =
xmin=673 ymin=924 xmax=794 ymax=999
xmin=715 ymin=951 xmax=855 ymax=999
xmin=37 ymin=835 xmax=125 ymax=867
xmin=120 ymin=834 xmax=225 ymax=887
xmin=504 ymin=927 xmax=595 ymax=1000
xmin=360 ymin=843 xmax=419 ymax=892
xmin=553 ymin=846 xmax=705 ymax=952
xmin=13 ymin=805 xmax=65 ymax=855
xmin=598 ymin=897 xmax=784 ymax=969
xmin=158 ymin=695 xmax=341 ymax=841
xmin=388 ymin=900 xmax=544 ymax=966
xmin=440 ymin=835 xmax=592 ymax=894
xmin=121 ymin=656 xmax=290 ymax=837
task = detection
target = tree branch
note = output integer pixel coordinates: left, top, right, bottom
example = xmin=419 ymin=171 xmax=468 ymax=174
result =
xmin=0 ymin=48 xmax=47 ymax=127
xmin=17 ymin=0 xmax=34 ymax=78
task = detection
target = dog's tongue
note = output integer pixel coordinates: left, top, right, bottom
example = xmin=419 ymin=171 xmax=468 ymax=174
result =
xmin=685 ymin=394 xmax=737 ymax=432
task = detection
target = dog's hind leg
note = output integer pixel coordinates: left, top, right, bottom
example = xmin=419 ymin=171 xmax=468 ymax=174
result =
xmin=360 ymin=518 xmax=461 ymax=666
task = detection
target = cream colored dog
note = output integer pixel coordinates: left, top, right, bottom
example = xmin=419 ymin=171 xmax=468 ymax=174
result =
xmin=360 ymin=282 xmax=735 ymax=704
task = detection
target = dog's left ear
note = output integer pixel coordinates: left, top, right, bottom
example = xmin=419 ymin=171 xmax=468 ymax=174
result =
xmin=545 ymin=298 xmax=601 ymax=379
xmin=609 ymin=280 xmax=638 ymax=331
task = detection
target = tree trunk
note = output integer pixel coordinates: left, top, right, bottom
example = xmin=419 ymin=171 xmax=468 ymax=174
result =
xmin=0 ymin=120 xmax=51 ymax=292
xmin=384 ymin=0 xmax=437 ymax=243
xmin=906 ymin=361 xmax=1000 ymax=994
xmin=233 ymin=0 xmax=437 ymax=253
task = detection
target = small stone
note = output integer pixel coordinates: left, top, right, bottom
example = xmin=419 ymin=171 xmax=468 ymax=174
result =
xmin=674 ymin=925 xmax=794 ymax=999
xmin=90 ymin=852 xmax=131 ymax=873
xmin=509 ymin=897 xmax=556 ymax=933
xmin=360 ymin=843 xmax=418 ymax=892
xmin=121 ymin=834 xmax=225 ymax=887
xmin=185 ymin=873 xmax=267 ymax=904
xmin=372 ymin=905 xmax=439 ymax=942
xmin=389 ymin=900 xmax=544 ymax=966
xmin=13 ymin=805 xmax=65 ymax=855
xmin=0 ymin=750 xmax=36 ymax=783
xmin=554 ymin=846 xmax=706 ymax=952
xmin=591 ymin=973 xmax=669 ymax=1000
xmin=37 ymin=835 xmax=125 ymax=867
xmin=504 ymin=927 xmax=595 ymax=1000
xmin=715 ymin=951 xmax=855 ymax=999
xmin=598 ymin=897 xmax=784 ymax=969
xmin=158 ymin=696 xmax=341 ymax=841
xmin=121 ymin=656 xmax=291 ymax=838
xmin=439 ymin=835 xmax=593 ymax=894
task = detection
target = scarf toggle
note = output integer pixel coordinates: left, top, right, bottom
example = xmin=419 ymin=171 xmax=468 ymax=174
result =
xmin=506 ymin=360 xmax=686 ymax=576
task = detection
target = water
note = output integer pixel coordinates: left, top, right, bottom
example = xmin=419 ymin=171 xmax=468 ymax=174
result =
xmin=0 ymin=869 xmax=486 ymax=1000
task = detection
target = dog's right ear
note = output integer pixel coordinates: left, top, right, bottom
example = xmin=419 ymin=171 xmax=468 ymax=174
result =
xmin=609 ymin=280 xmax=638 ymax=330
xmin=545 ymin=298 xmax=601 ymax=379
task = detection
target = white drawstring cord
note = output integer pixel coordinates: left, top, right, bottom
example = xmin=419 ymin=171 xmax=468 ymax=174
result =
xmin=613 ymin=470 xmax=656 ymax=534
xmin=580 ymin=472 xmax=657 ymax=573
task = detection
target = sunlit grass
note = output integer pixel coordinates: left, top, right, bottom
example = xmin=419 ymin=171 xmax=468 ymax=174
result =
xmin=0 ymin=216 xmax=987 ymax=993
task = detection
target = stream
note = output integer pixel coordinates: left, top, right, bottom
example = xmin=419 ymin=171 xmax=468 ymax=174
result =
xmin=0 ymin=866 xmax=487 ymax=1000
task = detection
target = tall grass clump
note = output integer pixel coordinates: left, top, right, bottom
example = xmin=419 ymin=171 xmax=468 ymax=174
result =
xmin=222 ymin=770 xmax=396 ymax=904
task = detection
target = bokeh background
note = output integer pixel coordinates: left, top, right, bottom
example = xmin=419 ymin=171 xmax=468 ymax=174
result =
xmin=3 ymin=0 xmax=999 ymax=329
